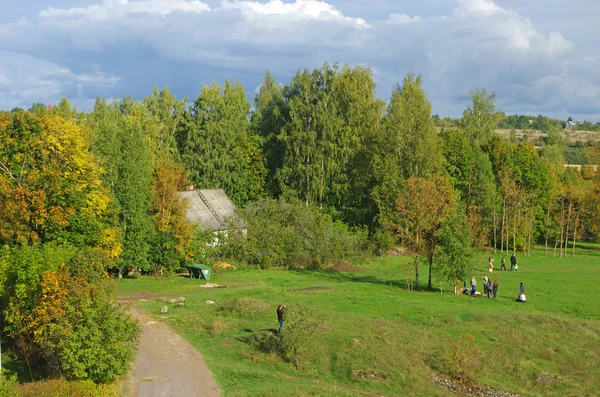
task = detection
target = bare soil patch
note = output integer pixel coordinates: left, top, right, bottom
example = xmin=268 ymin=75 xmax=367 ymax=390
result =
xmin=429 ymin=371 xmax=520 ymax=397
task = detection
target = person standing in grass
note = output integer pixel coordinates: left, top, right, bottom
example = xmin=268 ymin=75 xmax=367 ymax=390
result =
xmin=510 ymin=253 xmax=517 ymax=271
xmin=492 ymin=280 xmax=498 ymax=299
xmin=471 ymin=276 xmax=477 ymax=295
xmin=277 ymin=304 xmax=287 ymax=335
xmin=482 ymin=274 xmax=489 ymax=296
xmin=520 ymin=282 xmax=525 ymax=295
xmin=488 ymin=256 xmax=494 ymax=273
xmin=500 ymin=256 xmax=507 ymax=271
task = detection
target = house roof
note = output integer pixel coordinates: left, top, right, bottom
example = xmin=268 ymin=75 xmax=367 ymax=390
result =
xmin=179 ymin=189 xmax=244 ymax=232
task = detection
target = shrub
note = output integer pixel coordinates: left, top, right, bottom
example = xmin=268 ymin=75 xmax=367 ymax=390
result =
xmin=0 ymin=244 xmax=140 ymax=383
xmin=280 ymin=305 xmax=323 ymax=368
xmin=441 ymin=334 xmax=481 ymax=385
xmin=17 ymin=378 xmax=118 ymax=397
xmin=0 ymin=372 xmax=19 ymax=397
xmin=208 ymin=198 xmax=363 ymax=268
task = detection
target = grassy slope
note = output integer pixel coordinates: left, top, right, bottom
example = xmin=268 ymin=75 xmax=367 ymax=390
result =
xmin=117 ymin=245 xmax=600 ymax=397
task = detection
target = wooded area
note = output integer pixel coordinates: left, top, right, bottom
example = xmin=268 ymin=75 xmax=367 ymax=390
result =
xmin=1 ymin=63 xmax=600 ymax=384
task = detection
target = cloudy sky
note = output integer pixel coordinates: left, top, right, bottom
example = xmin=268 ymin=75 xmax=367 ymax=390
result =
xmin=0 ymin=0 xmax=599 ymax=120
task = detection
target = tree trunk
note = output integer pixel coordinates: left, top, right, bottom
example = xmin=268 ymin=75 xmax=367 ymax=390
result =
xmin=428 ymin=252 xmax=433 ymax=290
xmin=528 ymin=208 xmax=533 ymax=256
xmin=513 ymin=207 xmax=517 ymax=255
xmin=414 ymin=254 xmax=420 ymax=290
xmin=544 ymin=200 xmax=551 ymax=256
xmin=414 ymin=233 xmax=420 ymax=290
xmin=493 ymin=201 xmax=497 ymax=253
xmin=501 ymin=197 xmax=506 ymax=254
xmin=564 ymin=202 xmax=572 ymax=256
xmin=572 ymin=212 xmax=579 ymax=257
xmin=559 ymin=204 xmax=565 ymax=257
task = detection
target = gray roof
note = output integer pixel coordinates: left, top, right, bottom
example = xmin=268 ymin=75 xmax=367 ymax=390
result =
xmin=179 ymin=189 xmax=244 ymax=232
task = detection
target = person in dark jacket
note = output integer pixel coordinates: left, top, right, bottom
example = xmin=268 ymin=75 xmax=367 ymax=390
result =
xmin=510 ymin=254 xmax=517 ymax=271
xmin=520 ymin=282 xmax=525 ymax=294
xmin=492 ymin=280 xmax=498 ymax=299
xmin=500 ymin=257 xmax=507 ymax=271
xmin=277 ymin=304 xmax=287 ymax=335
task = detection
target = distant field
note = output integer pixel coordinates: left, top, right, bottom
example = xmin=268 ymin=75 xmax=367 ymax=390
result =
xmin=117 ymin=245 xmax=600 ymax=396
xmin=435 ymin=127 xmax=600 ymax=145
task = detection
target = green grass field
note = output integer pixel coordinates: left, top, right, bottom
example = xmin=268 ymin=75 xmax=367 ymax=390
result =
xmin=116 ymin=244 xmax=600 ymax=396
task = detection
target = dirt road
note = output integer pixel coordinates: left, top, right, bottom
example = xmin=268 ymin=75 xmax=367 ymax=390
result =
xmin=128 ymin=308 xmax=221 ymax=397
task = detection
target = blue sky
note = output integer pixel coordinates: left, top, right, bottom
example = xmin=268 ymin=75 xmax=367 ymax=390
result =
xmin=0 ymin=0 xmax=599 ymax=120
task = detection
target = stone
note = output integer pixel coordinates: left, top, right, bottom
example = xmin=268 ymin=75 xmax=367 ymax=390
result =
xmin=177 ymin=302 xmax=185 ymax=307
xmin=177 ymin=297 xmax=186 ymax=302
xmin=205 ymin=300 xmax=216 ymax=305
xmin=160 ymin=306 xmax=168 ymax=314
xmin=167 ymin=299 xmax=177 ymax=304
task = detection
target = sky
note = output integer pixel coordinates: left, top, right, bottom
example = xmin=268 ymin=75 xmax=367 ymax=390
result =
xmin=0 ymin=0 xmax=599 ymax=120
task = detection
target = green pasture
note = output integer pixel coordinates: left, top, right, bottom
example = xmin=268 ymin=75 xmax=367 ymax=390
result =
xmin=116 ymin=245 xmax=600 ymax=396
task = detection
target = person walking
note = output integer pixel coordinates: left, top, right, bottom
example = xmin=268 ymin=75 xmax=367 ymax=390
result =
xmin=510 ymin=253 xmax=517 ymax=271
xmin=277 ymin=304 xmax=287 ymax=335
xmin=500 ymin=257 xmax=507 ymax=271
xmin=488 ymin=256 xmax=494 ymax=273
xmin=492 ymin=280 xmax=498 ymax=299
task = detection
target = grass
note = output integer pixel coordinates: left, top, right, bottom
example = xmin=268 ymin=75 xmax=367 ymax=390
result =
xmin=116 ymin=244 xmax=600 ymax=396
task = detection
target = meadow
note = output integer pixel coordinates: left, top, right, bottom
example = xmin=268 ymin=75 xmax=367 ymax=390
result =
xmin=116 ymin=244 xmax=600 ymax=396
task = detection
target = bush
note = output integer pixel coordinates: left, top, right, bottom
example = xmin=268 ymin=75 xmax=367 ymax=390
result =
xmin=17 ymin=378 xmax=118 ymax=397
xmin=280 ymin=305 xmax=323 ymax=368
xmin=0 ymin=244 xmax=140 ymax=383
xmin=0 ymin=372 xmax=19 ymax=397
xmin=441 ymin=334 xmax=481 ymax=385
xmin=206 ymin=198 xmax=363 ymax=268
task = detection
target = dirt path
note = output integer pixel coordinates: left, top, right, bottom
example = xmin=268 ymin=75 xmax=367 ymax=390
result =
xmin=128 ymin=308 xmax=221 ymax=397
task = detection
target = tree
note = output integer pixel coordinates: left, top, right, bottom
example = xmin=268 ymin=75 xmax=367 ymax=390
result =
xmin=251 ymin=71 xmax=286 ymax=197
xmin=434 ymin=206 xmax=473 ymax=290
xmin=392 ymin=176 xmax=454 ymax=289
xmin=89 ymin=99 xmax=155 ymax=274
xmin=462 ymin=88 xmax=498 ymax=146
xmin=373 ymin=73 xmax=442 ymax=226
xmin=0 ymin=112 xmax=114 ymax=249
xmin=179 ymin=81 xmax=264 ymax=206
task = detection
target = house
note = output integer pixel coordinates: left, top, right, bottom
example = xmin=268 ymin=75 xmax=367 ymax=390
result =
xmin=179 ymin=188 xmax=245 ymax=233
xmin=179 ymin=188 xmax=246 ymax=247
xmin=565 ymin=120 xmax=577 ymax=129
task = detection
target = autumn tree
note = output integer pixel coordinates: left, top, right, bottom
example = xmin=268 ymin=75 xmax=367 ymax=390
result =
xmin=0 ymin=112 xmax=115 ymax=249
xmin=392 ymin=176 xmax=454 ymax=289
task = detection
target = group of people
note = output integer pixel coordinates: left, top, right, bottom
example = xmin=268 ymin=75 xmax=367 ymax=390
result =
xmin=488 ymin=253 xmax=519 ymax=273
xmin=467 ymin=275 xmax=526 ymax=303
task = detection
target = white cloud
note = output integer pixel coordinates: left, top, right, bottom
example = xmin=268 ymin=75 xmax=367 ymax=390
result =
xmin=387 ymin=13 xmax=420 ymax=24
xmin=0 ymin=0 xmax=598 ymax=119
xmin=39 ymin=0 xmax=210 ymax=20
xmin=0 ymin=51 xmax=120 ymax=110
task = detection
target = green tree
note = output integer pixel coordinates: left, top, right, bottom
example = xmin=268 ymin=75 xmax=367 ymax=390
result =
xmin=373 ymin=73 xmax=442 ymax=225
xmin=251 ymin=71 xmax=286 ymax=197
xmin=434 ymin=206 xmax=473 ymax=289
xmin=89 ymin=99 xmax=155 ymax=274
xmin=462 ymin=88 xmax=499 ymax=146
xmin=179 ymin=81 xmax=264 ymax=206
